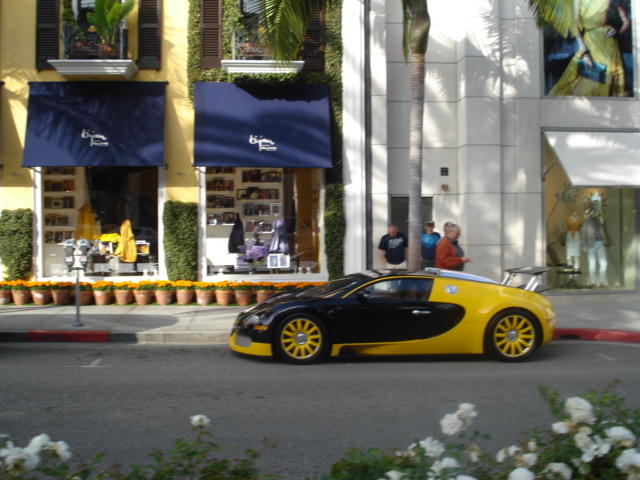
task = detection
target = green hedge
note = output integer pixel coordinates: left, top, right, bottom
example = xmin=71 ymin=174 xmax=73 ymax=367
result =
xmin=325 ymin=184 xmax=345 ymax=280
xmin=163 ymin=201 xmax=198 ymax=281
xmin=0 ymin=209 xmax=33 ymax=280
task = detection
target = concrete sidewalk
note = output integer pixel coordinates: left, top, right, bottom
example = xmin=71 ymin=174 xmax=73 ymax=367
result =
xmin=0 ymin=295 xmax=639 ymax=344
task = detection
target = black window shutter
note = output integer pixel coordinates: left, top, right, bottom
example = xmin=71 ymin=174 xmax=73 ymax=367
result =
xmin=137 ymin=0 xmax=161 ymax=69
xmin=302 ymin=9 xmax=324 ymax=72
xmin=36 ymin=0 xmax=59 ymax=70
xmin=201 ymin=0 xmax=223 ymax=69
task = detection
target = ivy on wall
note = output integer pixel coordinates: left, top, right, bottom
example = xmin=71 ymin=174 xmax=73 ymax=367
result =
xmin=187 ymin=0 xmax=346 ymax=278
xmin=0 ymin=209 xmax=34 ymax=280
xmin=163 ymin=201 xmax=199 ymax=281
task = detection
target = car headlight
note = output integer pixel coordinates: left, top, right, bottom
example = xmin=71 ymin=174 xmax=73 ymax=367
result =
xmin=245 ymin=313 xmax=263 ymax=325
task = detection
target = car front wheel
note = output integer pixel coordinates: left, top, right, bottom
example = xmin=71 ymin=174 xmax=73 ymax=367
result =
xmin=484 ymin=309 xmax=540 ymax=362
xmin=274 ymin=314 xmax=329 ymax=365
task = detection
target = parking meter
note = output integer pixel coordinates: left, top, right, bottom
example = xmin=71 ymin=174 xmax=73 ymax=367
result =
xmin=77 ymin=238 xmax=90 ymax=269
xmin=63 ymin=239 xmax=75 ymax=270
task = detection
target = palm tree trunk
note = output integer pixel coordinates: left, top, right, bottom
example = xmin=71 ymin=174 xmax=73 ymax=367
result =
xmin=407 ymin=51 xmax=426 ymax=272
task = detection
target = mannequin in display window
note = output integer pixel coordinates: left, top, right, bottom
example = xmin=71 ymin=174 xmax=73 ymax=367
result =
xmin=582 ymin=191 xmax=608 ymax=287
xmin=563 ymin=211 xmax=583 ymax=271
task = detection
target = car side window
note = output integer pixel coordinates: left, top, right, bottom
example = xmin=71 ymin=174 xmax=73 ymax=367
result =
xmin=358 ymin=278 xmax=433 ymax=300
xmin=396 ymin=278 xmax=433 ymax=300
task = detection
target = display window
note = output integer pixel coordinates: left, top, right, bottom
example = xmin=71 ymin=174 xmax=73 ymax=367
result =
xmin=203 ymin=167 xmax=322 ymax=275
xmin=544 ymin=146 xmax=637 ymax=291
xmin=41 ymin=167 xmax=159 ymax=277
xmin=542 ymin=0 xmax=633 ymax=97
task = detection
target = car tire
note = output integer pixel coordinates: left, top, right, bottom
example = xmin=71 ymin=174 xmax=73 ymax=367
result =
xmin=274 ymin=314 xmax=329 ymax=365
xmin=484 ymin=309 xmax=541 ymax=362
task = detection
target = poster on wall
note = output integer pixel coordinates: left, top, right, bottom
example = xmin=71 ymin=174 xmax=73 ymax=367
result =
xmin=543 ymin=0 xmax=633 ymax=97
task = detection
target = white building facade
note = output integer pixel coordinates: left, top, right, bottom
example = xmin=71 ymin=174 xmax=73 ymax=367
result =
xmin=343 ymin=0 xmax=640 ymax=295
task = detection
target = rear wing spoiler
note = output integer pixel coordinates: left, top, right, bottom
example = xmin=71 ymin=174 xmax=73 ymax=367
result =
xmin=501 ymin=267 xmax=550 ymax=293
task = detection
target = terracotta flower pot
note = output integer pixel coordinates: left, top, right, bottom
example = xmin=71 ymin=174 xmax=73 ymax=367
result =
xmin=133 ymin=290 xmax=154 ymax=306
xmin=195 ymin=290 xmax=215 ymax=306
xmin=215 ymin=290 xmax=234 ymax=306
xmin=176 ymin=289 xmax=194 ymax=305
xmin=0 ymin=290 xmax=12 ymax=305
xmin=234 ymin=290 xmax=254 ymax=306
xmin=79 ymin=290 xmax=94 ymax=306
xmin=255 ymin=290 xmax=277 ymax=303
xmin=31 ymin=290 xmax=51 ymax=306
xmin=155 ymin=291 xmax=174 ymax=306
xmin=51 ymin=289 xmax=70 ymax=305
xmin=114 ymin=289 xmax=133 ymax=305
xmin=11 ymin=290 xmax=31 ymax=305
xmin=93 ymin=291 xmax=113 ymax=306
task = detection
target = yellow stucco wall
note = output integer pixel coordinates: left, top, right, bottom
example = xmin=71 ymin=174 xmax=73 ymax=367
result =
xmin=0 ymin=0 xmax=199 ymax=209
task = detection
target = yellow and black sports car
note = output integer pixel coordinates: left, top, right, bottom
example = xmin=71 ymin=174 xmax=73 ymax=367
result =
xmin=229 ymin=267 xmax=556 ymax=364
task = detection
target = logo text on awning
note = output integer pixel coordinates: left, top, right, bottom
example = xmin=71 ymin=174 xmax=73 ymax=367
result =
xmin=81 ymin=129 xmax=109 ymax=147
xmin=249 ymin=135 xmax=277 ymax=151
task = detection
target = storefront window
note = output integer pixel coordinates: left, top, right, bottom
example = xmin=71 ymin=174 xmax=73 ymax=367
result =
xmin=542 ymin=0 xmax=633 ymax=97
xmin=544 ymin=145 xmax=637 ymax=291
xmin=203 ymin=167 xmax=322 ymax=275
xmin=42 ymin=166 xmax=159 ymax=277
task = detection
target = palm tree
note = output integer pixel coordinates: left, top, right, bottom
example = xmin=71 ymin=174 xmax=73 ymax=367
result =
xmin=259 ymin=0 xmax=430 ymax=271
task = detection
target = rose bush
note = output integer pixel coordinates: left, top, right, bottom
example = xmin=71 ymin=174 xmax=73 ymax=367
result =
xmin=3 ymin=385 xmax=639 ymax=479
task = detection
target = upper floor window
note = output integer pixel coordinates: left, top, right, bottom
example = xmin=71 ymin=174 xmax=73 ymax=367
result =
xmin=36 ymin=0 xmax=161 ymax=70
xmin=199 ymin=0 xmax=324 ymax=71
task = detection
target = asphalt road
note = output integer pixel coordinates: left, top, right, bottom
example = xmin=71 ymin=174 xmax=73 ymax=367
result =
xmin=2 ymin=341 xmax=640 ymax=479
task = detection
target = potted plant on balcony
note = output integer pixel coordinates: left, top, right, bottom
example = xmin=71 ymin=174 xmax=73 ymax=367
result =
xmin=87 ymin=0 xmax=135 ymax=59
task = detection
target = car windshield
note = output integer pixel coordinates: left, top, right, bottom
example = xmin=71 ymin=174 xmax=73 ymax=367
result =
xmin=295 ymin=273 xmax=380 ymax=298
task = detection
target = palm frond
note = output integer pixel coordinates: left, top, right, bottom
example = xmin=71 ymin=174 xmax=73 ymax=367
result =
xmin=528 ymin=0 xmax=576 ymax=38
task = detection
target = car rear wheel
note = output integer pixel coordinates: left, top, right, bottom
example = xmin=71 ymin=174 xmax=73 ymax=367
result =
xmin=274 ymin=314 xmax=329 ymax=365
xmin=484 ymin=309 xmax=540 ymax=362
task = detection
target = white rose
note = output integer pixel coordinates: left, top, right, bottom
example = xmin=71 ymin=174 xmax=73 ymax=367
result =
xmin=24 ymin=434 xmax=51 ymax=454
xmin=564 ymin=397 xmax=595 ymax=424
xmin=552 ymin=421 xmax=572 ymax=434
xmin=616 ymin=448 xmax=640 ymax=472
xmin=430 ymin=456 xmax=460 ymax=476
xmin=440 ymin=413 xmax=465 ymax=436
xmin=516 ymin=453 xmax=538 ymax=468
xmin=508 ymin=467 xmax=535 ymax=480
xmin=384 ymin=471 xmax=407 ymax=480
xmin=456 ymin=403 xmax=477 ymax=427
xmin=190 ymin=414 xmax=211 ymax=427
xmin=466 ymin=444 xmax=481 ymax=463
xmin=605 ymin=426 xmax=636 ymax=446
xmin=47 ymin=441 xmax=72 ymax=462
xmin=455 ymin=476 xmax=478 ymax=480
xmin=545 ymin=462 xmax=573 ymax=480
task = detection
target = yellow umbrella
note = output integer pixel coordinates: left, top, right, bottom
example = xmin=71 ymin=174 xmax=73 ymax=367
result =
xmin=74 ymin=203 xmax=100 ymax=241
xmin=113 ymin=219 xmax=137 ymax=263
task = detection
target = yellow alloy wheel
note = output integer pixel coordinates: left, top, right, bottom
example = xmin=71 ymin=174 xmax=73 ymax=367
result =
xmin=485 ymin=310 xmax=540 ymax=362
xmin=275 ymin=315 xmax=328 ymax=364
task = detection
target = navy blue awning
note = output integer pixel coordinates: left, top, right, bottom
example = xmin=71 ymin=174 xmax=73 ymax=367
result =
xmin=194 ymin=83 xmax=332 ymax=168
xmin=23 ymin=82 xmax=166 ymax=167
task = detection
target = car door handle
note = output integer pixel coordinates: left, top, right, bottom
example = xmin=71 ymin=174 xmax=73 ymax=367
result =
xmin=412 ymin=310 xmax=431 ymax=315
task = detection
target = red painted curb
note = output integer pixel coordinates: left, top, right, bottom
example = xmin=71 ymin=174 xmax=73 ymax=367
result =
xmin=554 ymin=328 xmax=640 ymax=344
xmin=27 ymin=330 xmax=110 ymax=342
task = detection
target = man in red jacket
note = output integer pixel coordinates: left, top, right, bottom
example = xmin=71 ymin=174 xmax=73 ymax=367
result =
xmin=435 ymin=224 xmax=472 ymax=271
